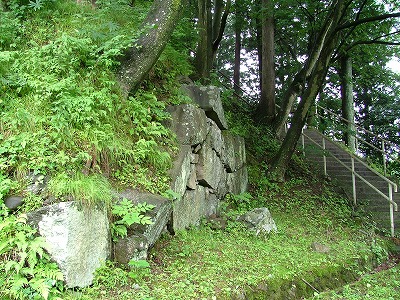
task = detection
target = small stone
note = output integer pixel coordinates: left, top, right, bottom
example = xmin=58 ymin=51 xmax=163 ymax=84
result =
xmin=5 ymin=196 xmax=24 ymax=210
xmin=311 ymin=242 xmax=330 ymax=253
xmin=239 ymin=207 xmax=277 ymax=235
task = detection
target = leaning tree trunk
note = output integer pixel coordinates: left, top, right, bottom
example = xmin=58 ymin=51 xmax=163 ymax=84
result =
xmin=269 ymin=0 xmax=345 ymax=181
xmin=269 ymin=58 xmax=331 ymax=181
xmin=340 ymin=55 xmax=356 ymax=152
xmin=117 ymin=0 xmax=184 ymax=95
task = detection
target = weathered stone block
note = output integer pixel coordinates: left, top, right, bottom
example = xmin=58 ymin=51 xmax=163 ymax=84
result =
xmin=181 ymin=84 xmax=228 ymax=130
xmin=239 ymin=207 xmax=277 ymax=235
xmin=117 ymin=190 xmax=172 ymax=248
xmin=208 ymin=119 xmax=225 ymax=157
xmin=167 ymin=104 xmax=209 ymax=145
xmin=172 ymin=186 xmax=207 ymax=231
xmin=222 ymin=131 xmax=246 ymax=172
xmin=227 ymin=166 xmax=248 ymax=195
xmin=169 ymin=145 xmax=192 ymax=197
xmin=196 ymin=142 xmax=225 ymax=190
xmin=27 ymin=202 xmax=110 ymax=288
xmin=114 ymin=234 xmax=149 ymax=263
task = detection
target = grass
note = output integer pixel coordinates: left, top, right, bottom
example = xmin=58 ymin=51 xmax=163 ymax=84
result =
xmin=310 ymin=263 xmax=400 ymax=299
xmin=61 ymin=177 xmax=396 ymax=300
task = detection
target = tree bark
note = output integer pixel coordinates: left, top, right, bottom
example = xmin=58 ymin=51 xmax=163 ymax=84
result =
xmin=194 ymin=0 xmax=231 ymax=80
xmin=255 ymin=0 xmax=276 ymax=124
xmin=194 ymin=0 xmax=213 ymax=80
xmin=233 ymin=5 xmax=242 ymax=99
xmin=340 ymin=55 xmax=356 ymax=151
xmin=117 ymin=0 xmax=184 ymax=95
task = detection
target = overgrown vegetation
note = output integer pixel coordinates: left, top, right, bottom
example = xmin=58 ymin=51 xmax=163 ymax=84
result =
xmin=0 ymin=1 xmax=398 ymax=299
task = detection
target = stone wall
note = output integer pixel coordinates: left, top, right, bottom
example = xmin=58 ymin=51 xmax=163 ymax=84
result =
xmin=20 ymin=85 xmax=248 ymax=288
xmin=168 ymin=84 xmax=248 ymax=231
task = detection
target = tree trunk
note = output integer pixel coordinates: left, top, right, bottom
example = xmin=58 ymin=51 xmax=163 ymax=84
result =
xmin=269 ymin=0 xmax=346 ymax=181
xmin=117 ymin=0 xmax=184 ymax=95
xmin=340 ymin=55 xmax=356 ymax=152
xmin=273 ymin=1 xmax=342 ymax=137
xmin=269 ymin=57 xmax=331 ymax=181
xmin=255 ymin=0 xmax=275 ymax=124
xmin=233 ymin=4 xmax=242 ymax=99
xmin=194 ymin=0 xmax=230 ymax=81
xmin=194 ymin=0 xmax=213 ymax=80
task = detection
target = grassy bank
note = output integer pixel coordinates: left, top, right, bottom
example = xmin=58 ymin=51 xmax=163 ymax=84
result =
xmin=63 ymin=177 xmax=393 ymax=300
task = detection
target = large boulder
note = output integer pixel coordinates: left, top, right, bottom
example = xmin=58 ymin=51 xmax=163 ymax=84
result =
xmin=181 ymin=84 xmax=228 ymax=130
xmin=27 ymin=202 xmax=110 ymax=288
xmin=167 ymin=104 xmax=209 ymax=145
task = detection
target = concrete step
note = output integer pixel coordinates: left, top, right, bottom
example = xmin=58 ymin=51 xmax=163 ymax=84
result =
xmin=302 ymin=129 xmax=400 ymax=234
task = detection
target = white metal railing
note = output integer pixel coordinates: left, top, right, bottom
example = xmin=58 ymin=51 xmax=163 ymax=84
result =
xmin=315 ymin=104 xmax=400 ymax=177
xmin=302 ymin=128 xmax=398 ymax=236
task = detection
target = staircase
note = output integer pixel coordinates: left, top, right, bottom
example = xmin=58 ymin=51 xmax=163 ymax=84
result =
xmin=301 ymin=128 xmax=399 ymax=236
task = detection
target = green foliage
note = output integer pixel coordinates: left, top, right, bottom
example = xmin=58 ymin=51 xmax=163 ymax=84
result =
xmin=111 ymin=198 xmax=154 ymax=241
xmin=91 ymin=260 xmax=130 ymax=289
xmin=0 ymin=211 xmax=64 ymax=300
xmin=48 ymin=172 xmax=113 ymax=208
xmin=0 ymin=173 xmax=13 ymax=201
xmin=0 ymin=1 xmax=175 ymax=194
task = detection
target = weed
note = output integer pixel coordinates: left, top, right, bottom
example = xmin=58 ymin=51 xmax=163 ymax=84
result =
xmin=0 ymin=210 xmax=64 ymax=300
xmin=111 ymin=198 xmax=154 ymax=241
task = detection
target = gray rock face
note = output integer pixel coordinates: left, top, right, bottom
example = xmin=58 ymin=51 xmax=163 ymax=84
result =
xmin=27 ymin=202 xmax=110 ymax=288
xmin=5 ymin=196 xmax=24 ymax=210
xmin=167 ymin=86 xmax=248 ymax=232
xmin=222 ymin=132 xmax=246 ymax=172
xmin=168 ymin=104 xmax=209 ymax=145
xmin=114 ymin=235 xmax=149 ymax=263
xmin=181 ymin=84 xmax=228 ymax=130
xmin=196 ymin=140 xmax=225 ymax=190
xmin=169 ymin=145 xmax=192 ymax=196
xmin=239 ymin=207 xmax=277 ymax=235
xmin=113 ymin=190 xmax=172 ymax=263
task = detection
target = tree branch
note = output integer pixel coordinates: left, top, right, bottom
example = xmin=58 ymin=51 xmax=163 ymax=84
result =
xmin=337 ymin=12 xmax=400 ymax=31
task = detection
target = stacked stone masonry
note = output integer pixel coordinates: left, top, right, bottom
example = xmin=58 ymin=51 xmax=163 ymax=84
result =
xmin=168 ymin=84 xmax=248 ymax=231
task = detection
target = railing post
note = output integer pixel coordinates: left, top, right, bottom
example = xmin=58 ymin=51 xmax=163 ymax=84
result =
xmin=322 ymin=138 xmax=327 ymax=176
xmin=351 ymin=157 xmax=357 ymax=206
xmin=389 ymin=184 xmax=394 ymax=237
xmin=355 ymin=137 xmax=359 ymax=154
xmin=382 ymin=140 xmax=387 ymax=176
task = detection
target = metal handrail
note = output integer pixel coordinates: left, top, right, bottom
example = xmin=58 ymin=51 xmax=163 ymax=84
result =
xmin=316 ymin=104 xmax=399 ymax=151
xmin=302 ymin=129 xmax=398 ymax=236
xmin=315 ymin=104 xmax=400 ymax=177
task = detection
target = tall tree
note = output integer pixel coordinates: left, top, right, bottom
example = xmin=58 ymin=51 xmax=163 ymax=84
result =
xmin=194 ymin=0 xmax=231 ymax=80
xmin=340 ymin=54 xmax=356 ymax=151
xmin=254 ymin=0 xmax=276 ymax=124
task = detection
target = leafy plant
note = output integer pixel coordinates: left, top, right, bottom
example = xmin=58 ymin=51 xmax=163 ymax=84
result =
xmin=111 ymin=198 xmax=155 ymax=241
xmin=0 ymin=211 xmax=64 ymax=300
